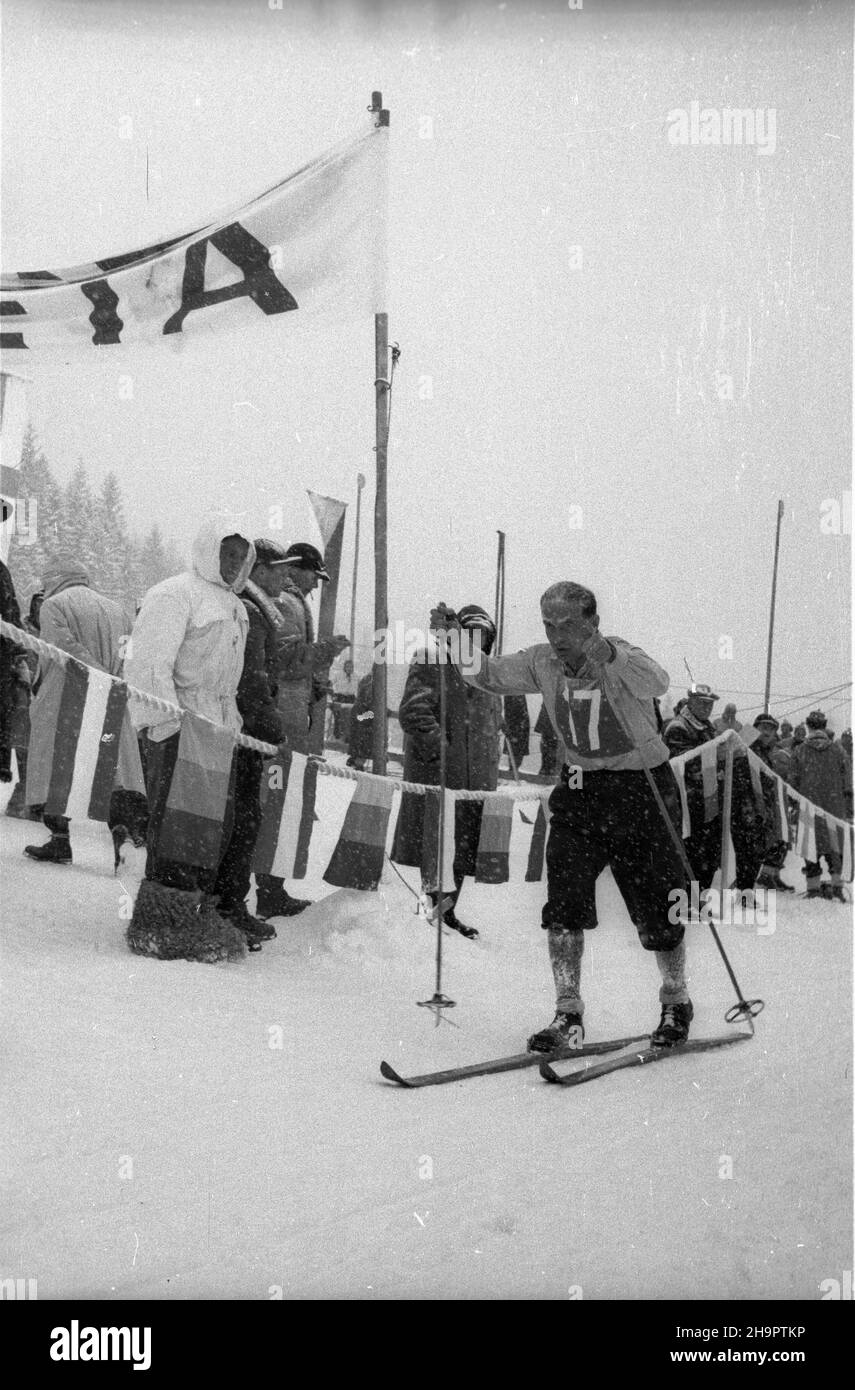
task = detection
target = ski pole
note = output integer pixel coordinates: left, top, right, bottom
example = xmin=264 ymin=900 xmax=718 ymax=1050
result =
xmin=605 ymin=695 xmax=764 ymax=1032
xmin=418 ymin=619 xmax=456 ymax=1025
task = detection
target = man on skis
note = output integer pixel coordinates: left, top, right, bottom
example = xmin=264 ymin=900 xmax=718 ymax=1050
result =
xmin=432 ymin=581 xmax=692 ymax=1049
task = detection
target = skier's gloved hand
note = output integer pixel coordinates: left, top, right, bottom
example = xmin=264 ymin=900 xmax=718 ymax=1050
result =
xmin=429 ymin=603 xmax=460 ymax=632
xmin=580 ymin=630 xmax=615 ymax=667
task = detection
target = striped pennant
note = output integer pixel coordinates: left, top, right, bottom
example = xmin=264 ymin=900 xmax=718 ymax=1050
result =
xmin=155 ymin=712 xmax=236 ymax=869
xmin=420 ymin=788 xmax=457 ymax=894
xmin=525 ymin=802 xmax=550 ymax=882
xmin=252 ymin=751 xmax=318 ymax=880
xmin=44 ymin=659 xmax=128 ymax=822
xmin=841 ymin=822 xmax=853 ymax=883
xmin=699 ymin=741 xmax=720 ymax=823
xmin=474 ymin=795 xmax=515 ymax=884
xmin=794 ymin=801 xmax=816 ymax=863
xmin=774 ymin=772 xmax=790 ymax=843
xmin=668 ymin=759 xmax=691 ymax=838
xmin=323 ymin=775 xmax=396 ymax=891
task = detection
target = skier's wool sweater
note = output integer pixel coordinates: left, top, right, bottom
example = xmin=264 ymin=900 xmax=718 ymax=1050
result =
xmin=461 ymin=638 xmax=669 ymax=773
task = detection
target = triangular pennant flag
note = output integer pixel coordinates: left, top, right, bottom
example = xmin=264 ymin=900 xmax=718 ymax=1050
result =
xmin=667 ymin=758 xmax=691 ymax=838
xmin=323 ymin=774 xmax=396 ymax=890
xmin=43 ymin=659 xmax=128 ymax=822
xmin=420 ymin=788 xmax=457 ymax=893
xmin=525 ymin=802 xmax=550 ymax=882
xmin=699 ymin=741 xmax=720 ymax=823
xmin=306 ymin=490 xmax=347 ymax=549
xmin=155 ymin=712 xmax=236 ymax=869
xmin=253 ymin=751 xmax=318 ymax=880
xmin=474 ymin=795 xmax=515 ymax=884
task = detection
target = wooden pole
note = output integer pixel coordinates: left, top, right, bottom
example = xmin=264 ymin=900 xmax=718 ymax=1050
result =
xmin=370 ymin=92 xmax=390 ymax=774
xmin=350 ymin=472 xmax=364 ymax=663
xmin=495 ymin=530 xmax=506 ymax=655
xmin=763 ymin=500 xmax=785 ymax=715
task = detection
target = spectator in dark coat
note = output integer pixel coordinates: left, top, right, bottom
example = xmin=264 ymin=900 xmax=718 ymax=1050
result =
xmin=391 ymin=605 xmax=502 ymax=938
xmin=535 ymin=698 xmax=559 ymax=778
xmin=5 ymin=591 xmax=43 ymax=818
xmin=789 ymin=710 xmax=853 ymax=900
xmin=347 ymin=670 xmax=375 ymax=769
xmin=0 ymin=548 xmax=23 ymax=783
xmin=502 ymin=694 xmax=530 ymax=771
xmin=664 ymin=684 xmax=721 ymax=890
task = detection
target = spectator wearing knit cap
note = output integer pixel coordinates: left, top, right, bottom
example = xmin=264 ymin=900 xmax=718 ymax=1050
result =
xmin=789 ymin=710 xmax=853 ymax=900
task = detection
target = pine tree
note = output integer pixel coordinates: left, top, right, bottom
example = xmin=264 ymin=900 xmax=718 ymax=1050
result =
xmin=61 ymin=459 xmax=99 ymax=580
xmin=6 ymin=425 xmax=62 ymax=607
xmin=137 ymin=525 xmax=169 ymax=597
xmin=96 ymin=472 xmax=134 ymax=608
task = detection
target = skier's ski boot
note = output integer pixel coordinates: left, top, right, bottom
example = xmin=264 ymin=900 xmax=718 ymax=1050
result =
xmin=829 ymin=884 xmax=848 ymax=903
xmin=651 ymin=999 xmax=694 ymax=1048
xmin=755 ymin=866 xmax=794 ymax=893
xmin=527 ymin=1011 xmax=585 ymax=1054
xmin=820 ymin=881 xmax=835 ymax=900
xmin=221 ymin=901 xmax=276 ymax=949
xmin=255 ymin=878 xmax=312 ymax=920
xmin=443 ymin=908 xmax=479 ymax=940
xmin=24 ymin=834 xmax=72 ymax=865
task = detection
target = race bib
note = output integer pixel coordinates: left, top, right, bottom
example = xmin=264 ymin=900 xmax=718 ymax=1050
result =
xmin=553 ymin=680 xmax=635 ymax=758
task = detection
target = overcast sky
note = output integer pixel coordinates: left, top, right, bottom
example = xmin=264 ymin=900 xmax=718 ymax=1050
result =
xmin=2 ymin=0 xmax=851 ymax=725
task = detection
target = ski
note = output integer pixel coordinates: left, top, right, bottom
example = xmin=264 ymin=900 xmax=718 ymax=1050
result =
xmin=379 ymin=1034 xmax=649 ymax=1088
xmin=538 ymin=1031 xmax=753 ymax=1087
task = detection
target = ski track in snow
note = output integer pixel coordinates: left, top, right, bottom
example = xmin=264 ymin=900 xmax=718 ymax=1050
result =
xmin=1 ymin=776 xmax=851 ymax=1301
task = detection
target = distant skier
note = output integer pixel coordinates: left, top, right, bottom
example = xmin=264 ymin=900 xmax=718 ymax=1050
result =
xmin=432 ymin=582 xmax=693 ymax=1048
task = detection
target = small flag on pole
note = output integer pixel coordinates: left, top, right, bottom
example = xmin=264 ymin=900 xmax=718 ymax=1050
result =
xmin=154 ymin=712 xmax=236 ymax=869
xmin=43 ymin=659 xmax=128 ymax=822
xmin=253 ymin=751 xmax=318 ymax=880
xmin=323 ymin=774 xmax=396 ymax=890
xmin=474 ymin=795 xmax=515 ymax=884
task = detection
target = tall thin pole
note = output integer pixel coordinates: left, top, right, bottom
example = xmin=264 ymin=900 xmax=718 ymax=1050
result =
xmin=494 ymin=530 xmax=506 ymax=654
xmin=370 ymin=92 xmax=390 ymax=774
xmin=763 ymin=500 xmax=785 ymax=715
xmin=350 ymin=472 xmax=364 ymax=663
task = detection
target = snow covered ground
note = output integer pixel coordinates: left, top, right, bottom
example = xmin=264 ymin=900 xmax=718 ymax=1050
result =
xmin=1 ymin=771 xmax=851 ymax=1301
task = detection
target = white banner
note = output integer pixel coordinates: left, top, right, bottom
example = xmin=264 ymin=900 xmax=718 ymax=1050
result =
xmin=1 ymin=121 xmax=387 ymax=355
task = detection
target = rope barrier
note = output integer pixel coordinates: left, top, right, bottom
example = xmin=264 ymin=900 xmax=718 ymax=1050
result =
xmin=3 ymin=617 xmax=850 ymax=828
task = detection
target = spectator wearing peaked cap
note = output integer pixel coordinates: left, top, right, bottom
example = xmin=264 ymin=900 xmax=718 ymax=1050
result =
xmin=748 ymin=713 xmax=795 ymax=892
xmin=789 ymin=709 xmax=852 ymax=900
xmin=663 ymin=682 xmax=721 ymax=891
xmin=257 ymin=541 xmax=348 ymax=920
xmin=210 ymin=539 xmax=291 ymax=943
